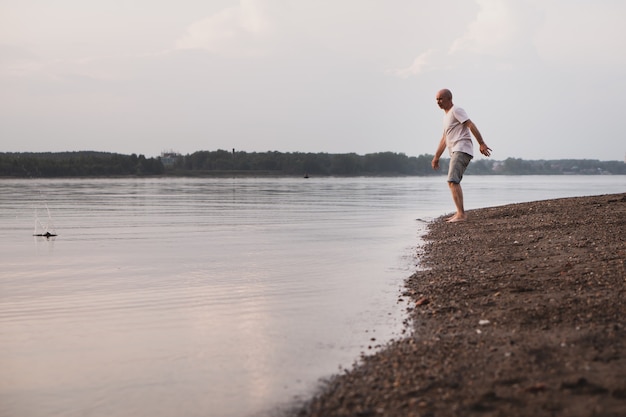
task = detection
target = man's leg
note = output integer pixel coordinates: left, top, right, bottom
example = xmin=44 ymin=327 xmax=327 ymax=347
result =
xmin=447 ymin=181 xmax=467 ymax=222
xmin=446 ymin=152 xmax=472 ymax=222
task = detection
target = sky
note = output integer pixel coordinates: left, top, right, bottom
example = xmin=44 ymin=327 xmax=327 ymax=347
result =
xmin=1 ymin=0 xmax=626 ymax=161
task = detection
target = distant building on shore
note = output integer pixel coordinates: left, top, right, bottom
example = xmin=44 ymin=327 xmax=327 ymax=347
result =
xmin=160 ymin=150 xmax=181 ymax=168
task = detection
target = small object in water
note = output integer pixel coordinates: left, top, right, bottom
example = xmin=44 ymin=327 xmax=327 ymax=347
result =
xmin=34 ymin=231 xmax=57 ymax=238
xmin=33 ymin=203 xmax=58 ymax=238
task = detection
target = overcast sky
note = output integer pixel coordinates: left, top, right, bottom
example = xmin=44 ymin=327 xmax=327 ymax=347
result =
xmin=2 ymin=0 xmax=625 ymax=161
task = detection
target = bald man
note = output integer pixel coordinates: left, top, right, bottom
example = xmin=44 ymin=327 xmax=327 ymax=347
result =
xmin=432 ymin=89 xmax=492 ymax=222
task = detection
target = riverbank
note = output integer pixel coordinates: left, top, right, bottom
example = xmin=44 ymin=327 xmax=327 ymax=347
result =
xmin=296 ymin=193 xmax=626 ymax=417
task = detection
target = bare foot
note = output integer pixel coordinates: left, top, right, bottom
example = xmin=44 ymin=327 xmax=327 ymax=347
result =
xmin=446 ymin=214 xmax=467 ymax=223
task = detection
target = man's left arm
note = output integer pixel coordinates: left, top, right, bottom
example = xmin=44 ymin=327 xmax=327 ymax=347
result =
xmin=464 ymin=120 xmax=492 ymax=157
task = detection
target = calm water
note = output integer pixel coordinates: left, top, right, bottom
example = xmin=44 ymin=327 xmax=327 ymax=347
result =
xmin=1 ymin=176 xmax=624 ymax=417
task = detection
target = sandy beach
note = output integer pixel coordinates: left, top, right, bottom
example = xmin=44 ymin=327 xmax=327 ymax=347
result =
xmin=296 ymin=193 xmax=626 ymax=417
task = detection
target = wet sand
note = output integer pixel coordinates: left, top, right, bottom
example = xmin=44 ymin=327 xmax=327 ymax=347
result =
xmin=297 ymin=193 xmax=626 ymax=417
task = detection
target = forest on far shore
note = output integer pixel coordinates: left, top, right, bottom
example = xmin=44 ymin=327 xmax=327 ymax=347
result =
xmin=1 ymin=150 xmax=625 ymax=178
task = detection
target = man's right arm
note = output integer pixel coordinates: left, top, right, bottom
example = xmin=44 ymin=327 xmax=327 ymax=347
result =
xmin=432 ymin=135 xmax=446 ymax=170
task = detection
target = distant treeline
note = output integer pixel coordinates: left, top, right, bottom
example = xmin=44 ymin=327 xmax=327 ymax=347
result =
xmin=169 ymin=150 xmax=436 ymax=176
xmin=0 ymin=152 xmax=164 ymax=177
xmin=1 ymin=150 xmax=625 ymax=178
xmin=165 ymin=150 xmax=626 ymax=176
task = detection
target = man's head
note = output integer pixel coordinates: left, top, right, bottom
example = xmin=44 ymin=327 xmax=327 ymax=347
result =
xmin=436 ymin=89 xmax=453 ymax=111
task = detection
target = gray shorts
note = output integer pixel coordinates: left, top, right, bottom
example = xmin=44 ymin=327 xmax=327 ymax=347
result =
xmin=447 ymin=151 xmax=473 ymax=183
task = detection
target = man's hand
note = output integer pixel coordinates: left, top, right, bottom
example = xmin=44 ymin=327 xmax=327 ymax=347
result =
xmin=466 ymin=120 xmax=491 ymax=157
xmin=431 ymin=157 xmax=440 ymax=170
xmin=479 ymin=143 xmax=492 ymax=157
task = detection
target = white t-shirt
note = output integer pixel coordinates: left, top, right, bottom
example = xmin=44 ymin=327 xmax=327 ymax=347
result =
xmin=443 ymin=106 xmax=473 ymax=157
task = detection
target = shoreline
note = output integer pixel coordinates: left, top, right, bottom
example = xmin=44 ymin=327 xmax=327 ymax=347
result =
xmin=296 ymin=193 xmax=626 ymax=417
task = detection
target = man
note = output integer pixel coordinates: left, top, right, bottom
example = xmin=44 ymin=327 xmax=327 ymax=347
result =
xmin=431 ymin=89 xmax=492 ymax=222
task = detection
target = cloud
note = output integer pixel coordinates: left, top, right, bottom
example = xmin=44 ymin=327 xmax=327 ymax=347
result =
xmin=448 ymin=0 xmax=523 ymax=56
xmin=175 ymin=0 xmax=271 ymax=55
xmin=391 ymin=0 xmax=626 ymax=80
xmin=388 ymin=49 xmax=436 ymax=78
xmin=391 ymin=0 xmax=541 ymax=78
